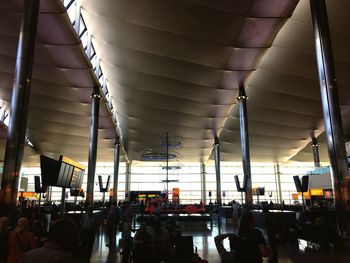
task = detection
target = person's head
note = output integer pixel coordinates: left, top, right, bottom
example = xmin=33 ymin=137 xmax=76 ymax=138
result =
xmin=0 ymin=217 xmax=10 ymax=232
xmin=228 ymin=235 xmax=239 ymax=250
xmin=238 ymin=212 xmax=256 ymax=237
xmin=15 ymin=217 xmax=29 ymax=233
xmin=48 ymin=219 xmax=79 ymax=251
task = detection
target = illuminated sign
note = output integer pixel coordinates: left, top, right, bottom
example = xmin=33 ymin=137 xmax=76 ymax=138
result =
xmin=18 ymin=192 xmax=37 ymax=198
xmin=310 ymin=189 xmax=323 ymax=196
xmin=62 ymin=156 xmax=85 ymax=170
xmin=292 ymin=193 xmax=299 ymax=200
xmin=173 ymin=188 xmax=180 ymax=195
xmin=298 ymin=192 xmax=311 ymax=199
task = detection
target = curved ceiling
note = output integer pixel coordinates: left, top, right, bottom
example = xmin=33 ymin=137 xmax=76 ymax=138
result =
xmin=0 ymin=0 xmax=349 ymax=165
xmin=79 ymin=0 xmax=300 ymax=162
xmin=217 ymin=0 xmax=350 ymax=163
xmin=0 ymin=0 xmax=118 ymax=164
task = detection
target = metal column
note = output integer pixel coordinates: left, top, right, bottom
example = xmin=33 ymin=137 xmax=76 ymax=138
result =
xmin=112 ymin=138 xmax=121 ymax=202
xmin=312 ymin=137 xmax=321 ymax=167
xmin=237 ymin=86 xmax=253 ymax=204
xmin=200 ymin=162 xmax=207 ymax=204
xmin=86 ymin=89 xmax=101 ymax=205
xmin=0 ymin=0 xmax=40 ymax=208
xmin=274 ymin=163 xmax=282 ymax=204
xmin=310 ymin=0 xmax=350 ymax=233
xmin=125 ymin=162 xmax=131 ymax=201
xmin=214 ymin=137 xmax=222 ymax=205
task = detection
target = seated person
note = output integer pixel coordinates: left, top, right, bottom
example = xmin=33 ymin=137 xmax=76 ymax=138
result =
xmin=235 ymin=212 xmax=271 ymax=263
xmin=133 ymin=223 xmax=152 ymax=263
xmin=150 ymin=220 xmax=172 ymax=262
xmin=214 ymin=233 xmax=238 ymax=263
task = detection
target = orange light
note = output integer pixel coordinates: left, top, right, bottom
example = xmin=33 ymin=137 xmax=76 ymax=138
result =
xmin=18 ymin=192 xmax=37 ymax=198
xmin=173 ymin=188 xmax=180 ymax=195
xmin=298 ymin=192 xmax=311 ymax=199
xmin=310 ymin=189 xmax=323 ymax=196
xmin=62 ymin=156 xmax=85 ymax=170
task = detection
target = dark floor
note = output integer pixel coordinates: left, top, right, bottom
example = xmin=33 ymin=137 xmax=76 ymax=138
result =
xmin=89 ymin=219 xmax=350 ymax=263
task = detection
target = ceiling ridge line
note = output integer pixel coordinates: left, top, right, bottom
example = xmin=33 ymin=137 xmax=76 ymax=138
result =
xmin=112 ymin=98 xmax=231 ymax=119
xmin=0 ymin=52 xmax=91 ymax=70
xmin=223 ymin=128 xmax=313 ymax=141
xmin=105 ymin=70 xmax=240 ymax=94
xmin=115 ymin=112 xmax=225 ymax=130
xmin=100 ymin=60 xmax=249 ymax=92
xmin=107 ymin=81 xmax=237 ymax=107
xmin=94 ymin=39 xmax=262 ymax=72
xmin=226 ymin=114 xmax=322 ymax=131
xmin=82 ymin=9 xmax=279 ymax=49
xmin=177 ymin=0 xmax=297 ymax=19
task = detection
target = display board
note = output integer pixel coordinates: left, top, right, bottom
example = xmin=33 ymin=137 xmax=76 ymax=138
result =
xmin=40 ymin=155 xmax=85 ymax=188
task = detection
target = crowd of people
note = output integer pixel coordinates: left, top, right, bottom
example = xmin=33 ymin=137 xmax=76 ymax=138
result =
xmin=2 ymin=196 xmax=344 ymax=263
xmin=0 ymin=200 xmax=132 ymax=263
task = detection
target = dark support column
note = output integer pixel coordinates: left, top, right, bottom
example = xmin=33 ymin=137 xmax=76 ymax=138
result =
xmin=60 ymin=187 xmax=66 ymax=217
xmin=274 ymin=163 xmax=282 ymax=204
xmin=86 ymin=89 xmax=101 ymax=205
xmin=312 ymin=137 xmax=321 ymax=167
xmin=0 ymin=0 xmax=40 ymax=208
xmin=214 ymin=137 xmax=222 ymax=205
xmin=125 ymin=162 xmax=131 ymax=201
xmin=200 ymin=162 xmax=207 ymax=204
xmin=166 ymin=132 xmax=169 ymax=192
xmin=237 ymin=86 xmax=253 ymax=204
xmin=310 ymin=0 xmax=350 ymax=233
xmin=112 ymin=138 xmax=121 ymax=202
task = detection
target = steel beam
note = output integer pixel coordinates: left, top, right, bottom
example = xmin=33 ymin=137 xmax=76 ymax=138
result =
xmin=0 ymin=0 xmax=40 ymax=208
xmin=125 ymin=162 xmax=131 ymax=201
xmin=237 ymin=86 xmax=253 ymax=204
xmin=312 ymin=137 xmax=321 ymax=167
xmin=310 ymin=0 xmax=350 ymax=233
xmin=200 ymin=162 xmax=207 ymax=204
xmin=274 ymin=163 xmax=282 ymax=204
xmin=214 ymin=137 xmax=222 ymax=205
xmin=112 ymin=138 xmax=121 ymax=202
xmin=86 ymin=89 xmax=101 ymax=205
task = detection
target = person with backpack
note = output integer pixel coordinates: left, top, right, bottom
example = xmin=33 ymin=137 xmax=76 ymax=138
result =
xmin=7 ymin=218 xmax=36 ymax=263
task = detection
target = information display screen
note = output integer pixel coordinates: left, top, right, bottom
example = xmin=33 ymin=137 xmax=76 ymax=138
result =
xmin=40 ymin=155 xmax=85 ymax=188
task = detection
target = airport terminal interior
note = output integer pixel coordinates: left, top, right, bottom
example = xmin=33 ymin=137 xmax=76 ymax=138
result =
xmin=1 ymin=0 xmax=350 ymax=262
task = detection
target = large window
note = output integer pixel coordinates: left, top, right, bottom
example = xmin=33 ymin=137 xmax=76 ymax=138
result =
xmin=19 ymin=161 xmax=321 ymax=205
xmin=130 ymin=163 xmax=201 ymax=204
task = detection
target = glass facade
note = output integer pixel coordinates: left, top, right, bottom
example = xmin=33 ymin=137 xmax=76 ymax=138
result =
xmin=19 ymin=161 xmax=318 ymax=205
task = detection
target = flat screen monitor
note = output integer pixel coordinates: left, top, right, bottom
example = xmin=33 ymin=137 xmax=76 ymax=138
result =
xmin=40 ymin=155 xmax=85 ymax=188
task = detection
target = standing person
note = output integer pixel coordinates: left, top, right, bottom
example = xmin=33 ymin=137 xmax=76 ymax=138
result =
xmin=232 ymin=200 xmax=239 ymax=226
xmin=0 ymin=217 xmax=10 ymax=263
xmin=106 ymin=204 xmax=119 ymax=247
xmin=20 ymin=219 xmax=79 ymax=263
xmin=121 ymin=202 xmax=133 ymax=242
xmin=7 ymin=218 xmax=36 ymax=263
xmin=235 ymin=212 xmax=271 ymax=263
xmin=121 ymin=202 xmax=133 ymax=262
xmin=80 ymin=206 xmax=100 ymax=261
